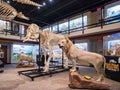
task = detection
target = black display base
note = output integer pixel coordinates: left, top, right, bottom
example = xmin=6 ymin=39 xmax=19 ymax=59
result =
xmin=105 ymin=70 xmax=120 ymax=82
xmin=105 ymin=56 xmax=120 ymax=82
xmin=18 ymin=66 xmax=70 ymax=81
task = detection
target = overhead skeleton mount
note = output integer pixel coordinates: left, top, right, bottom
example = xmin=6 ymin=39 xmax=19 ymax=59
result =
xmin=13 ymin=0 xmax=43 ymax=7
xmin=0 ymin=1 xmax=29 ymax=20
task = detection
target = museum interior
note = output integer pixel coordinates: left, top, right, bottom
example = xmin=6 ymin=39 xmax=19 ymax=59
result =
xmin=0 ymin=0 xmax=120 ymax=90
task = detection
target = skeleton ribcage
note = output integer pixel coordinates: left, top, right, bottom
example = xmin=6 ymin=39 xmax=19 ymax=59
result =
xmin=0 ymin=2 xmax=17 ymax=20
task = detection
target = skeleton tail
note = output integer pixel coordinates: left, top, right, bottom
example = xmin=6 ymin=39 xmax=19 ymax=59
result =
xmin=13 ymin=0 xmax=43 ymax=7
xmin=17 ymin=12 xmax=29 ymax=20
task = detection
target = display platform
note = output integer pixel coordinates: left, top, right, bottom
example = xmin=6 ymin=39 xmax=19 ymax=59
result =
xmin=18 ymin=54 xmax=70 ymax=81
xmin=69 ymin=71 xmax=110 ymax=89
xmin=18 ymin=66 xmax=70 ymax=81
xmin=105 ymin=56 xmax=120 ymax=82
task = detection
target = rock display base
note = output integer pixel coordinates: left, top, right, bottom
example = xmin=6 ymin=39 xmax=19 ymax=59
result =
xmin=69 ymin=71 xmax=111 ymax=90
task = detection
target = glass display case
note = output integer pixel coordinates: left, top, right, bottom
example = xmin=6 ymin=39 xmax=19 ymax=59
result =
xmin=103 ymin=32 xmax=120 ymax=82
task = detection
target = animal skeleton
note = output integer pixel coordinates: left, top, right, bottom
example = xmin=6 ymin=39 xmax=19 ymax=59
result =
xmin=0 ymin=2 xmax=29 ymax=20
xmin=23 ymin=24 xmax=67 ymax=72
xmin=13 ymin=0 xmax=43 ymax=7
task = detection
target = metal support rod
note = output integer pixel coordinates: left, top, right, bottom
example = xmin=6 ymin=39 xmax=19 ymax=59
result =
xmin=68 ymin=18 xmax=70 ymax=34
xmin=38 ymin=35 xmax=41 ymax=72
xmin=62 ymin=51 xmax=64 ymax=68
xmin=100 ymin=6 xmax=104 ymax=28
xmin=82 ymin=13 xmax=84 ymax=34
xmin=57 ymin=22 xmax=59 ymax=33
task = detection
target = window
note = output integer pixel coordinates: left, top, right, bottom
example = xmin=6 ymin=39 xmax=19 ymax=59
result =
xmin=59 ymin=21 xmax=68 ymax=33
xmin=70 ymin=17 xmax=82 ymax=29
xmin=19 ymin=25 xmax=25 ymax=37
xmin=83 ymin=16 xmax=87 ymax=28
xmin=70 ymin=15 xmax=87 ymax=30
xmin=43 ymin=26 xmax=51 ymax=31
xmin=52 ymin=25 xmax=58 ymax=32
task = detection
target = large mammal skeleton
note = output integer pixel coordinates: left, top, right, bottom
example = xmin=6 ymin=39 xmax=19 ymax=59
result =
xmin=0 ymin=2 xmax=29 ymax=20
xmin=23 ymin=24 xmax=67 ymax=72
xmin=13 ymin=0 xmax=43 ymax=7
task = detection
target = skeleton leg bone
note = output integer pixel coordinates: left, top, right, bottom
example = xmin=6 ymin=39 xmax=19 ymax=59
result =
xmin=43 ymin=51 xmax=53 ymax=72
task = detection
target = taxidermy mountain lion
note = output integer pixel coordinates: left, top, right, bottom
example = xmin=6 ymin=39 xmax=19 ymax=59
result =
xmin=58 ymin=37 xmax=106 ymax=81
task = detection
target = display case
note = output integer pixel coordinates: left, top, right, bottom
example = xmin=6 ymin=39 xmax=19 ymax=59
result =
xmin=103 ymin=33 xmax=120 ymax=82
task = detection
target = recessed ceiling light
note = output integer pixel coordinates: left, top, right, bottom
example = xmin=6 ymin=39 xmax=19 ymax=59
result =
xmin=43 ymin=2 xmax=46 ymax=6
xmin=7 ymin=0 xmax=10 ymax=3
xmin=38 ymin=6 xmax=40 ymax=9
xmin=49 ymin=0 xmax=52 ymax=2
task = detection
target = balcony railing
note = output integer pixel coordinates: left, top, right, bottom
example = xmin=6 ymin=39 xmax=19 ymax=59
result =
xmin=0 ymin=14 xmax=120 ymax=40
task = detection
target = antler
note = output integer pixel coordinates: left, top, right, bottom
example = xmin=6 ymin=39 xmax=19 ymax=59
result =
xmin=13 ymin=0 xmax=43 ymax=7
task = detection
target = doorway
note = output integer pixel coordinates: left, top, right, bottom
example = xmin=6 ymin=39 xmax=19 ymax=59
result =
xmin=1 ymin=46 xmax=7 ymax=64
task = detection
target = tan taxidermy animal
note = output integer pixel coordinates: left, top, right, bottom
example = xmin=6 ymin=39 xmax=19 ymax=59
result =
xmin=13 ymin=0 xmax=43 ymax=7
xmin=0 ymin=2 xmax=29 ymax=20
xmin=58 ymin=37 xmax=106 ymax=81
xmin=17 ymin=54 xmax=33 ymax=65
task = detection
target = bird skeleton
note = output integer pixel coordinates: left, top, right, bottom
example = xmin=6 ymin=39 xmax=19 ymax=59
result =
xmin=13 ymin=0 xmax=43 ymax=7
xmin=0 ymin=2 xmax=29 ymax=20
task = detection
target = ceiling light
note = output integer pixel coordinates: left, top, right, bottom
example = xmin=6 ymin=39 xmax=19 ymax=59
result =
xmin=49 ymin=0 xmax=52 ymax=2
xmin=38 ymin=6 xmax=40 ymax=9
xmin=43 ymin=2 xmax=46 ymax=6
xmin=7 ymin=0 xmax=10 ymax=3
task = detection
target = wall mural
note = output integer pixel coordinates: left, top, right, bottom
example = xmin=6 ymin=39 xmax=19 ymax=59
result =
xmin=12 ymin=44 xmax=34 ymax=63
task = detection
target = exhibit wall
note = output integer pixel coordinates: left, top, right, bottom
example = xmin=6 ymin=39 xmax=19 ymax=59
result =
xmin=74 ymin=38 xmax=103 ymax=55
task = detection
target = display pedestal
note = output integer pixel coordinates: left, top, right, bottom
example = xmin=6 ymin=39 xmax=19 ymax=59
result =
xmin=105 ymin=56 xmax=120 ymax=82
xmin=0 ymin=58 xmax=4 ymax=73
xmin=69 ymin=71 xmax=110 ymax=90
